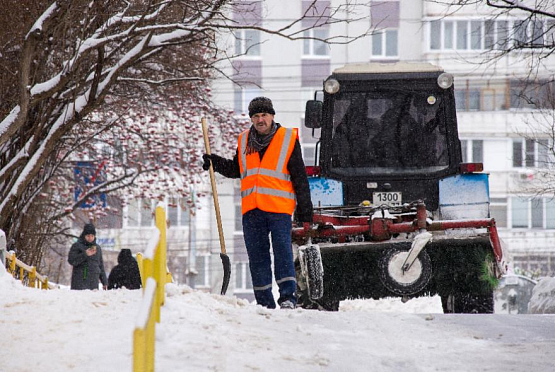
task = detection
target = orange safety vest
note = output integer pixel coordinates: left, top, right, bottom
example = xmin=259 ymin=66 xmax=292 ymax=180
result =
xmin=238 ymin=127 xmax=298 ymax=215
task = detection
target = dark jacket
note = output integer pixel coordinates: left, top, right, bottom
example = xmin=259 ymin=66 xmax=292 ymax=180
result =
xmin=108 ymin=249 xmax=142 ymax=290
xmin=209 ymin=123 xmax=313 ymax=222
xmin=68 ymin=226 xmax=107 ymax=290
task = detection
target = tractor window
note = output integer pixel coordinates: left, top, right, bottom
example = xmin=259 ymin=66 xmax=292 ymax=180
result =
xmin=330 ymin=91 xmax=449 ymax=171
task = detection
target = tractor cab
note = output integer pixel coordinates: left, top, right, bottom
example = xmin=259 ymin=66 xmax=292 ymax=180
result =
xmin=305 ymin=63 xmax=467 ymax=210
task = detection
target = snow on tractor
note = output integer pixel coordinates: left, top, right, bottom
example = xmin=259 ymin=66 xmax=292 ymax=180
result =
xmin=293 ymin=63 xmax=508 ymax=313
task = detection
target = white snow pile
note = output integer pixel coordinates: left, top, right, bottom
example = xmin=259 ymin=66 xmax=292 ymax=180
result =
xmin=3 ymin=267 xmax=555 ymax=372
xmin=528 ymin=276 xmax=555 ymax=314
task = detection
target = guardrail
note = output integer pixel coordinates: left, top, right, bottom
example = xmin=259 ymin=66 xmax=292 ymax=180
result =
xmin=133 ymin=204 xmax=168 ymax=372
xmin=5 ymin=251 xmax=54 ymax=289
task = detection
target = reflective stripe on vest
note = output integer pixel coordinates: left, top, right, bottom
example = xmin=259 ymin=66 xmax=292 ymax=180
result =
xmin=238 ymin=127 xmax=297 ymax=215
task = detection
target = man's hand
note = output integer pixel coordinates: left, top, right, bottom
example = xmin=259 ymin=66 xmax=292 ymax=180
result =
xmin=202 ymin=154 xmax=213 ymax=171
xmin=85 ymin=246 xmax=97 ymax=256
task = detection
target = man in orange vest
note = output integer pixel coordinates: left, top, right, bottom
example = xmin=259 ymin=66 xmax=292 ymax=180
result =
xmin=202 ymin=97 xmax=313 ymax=309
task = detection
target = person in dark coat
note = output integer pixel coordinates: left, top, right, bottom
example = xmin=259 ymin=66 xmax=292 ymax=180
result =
xmin=68 ymin=223 xmax=107 ymax=290
xmin=108 ymin=249 xmax=142 ymax=290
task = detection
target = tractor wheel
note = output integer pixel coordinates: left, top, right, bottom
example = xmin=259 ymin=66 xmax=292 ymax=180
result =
xmin=295 ymin=248 xmax=339 ymax=311
xmin=379 ymin=246 xmax=432 ymax=296
xmin=441 ymin=292 xmax=494 ymax=314
xmin=298 ymin=244 xmax=324 ymax=300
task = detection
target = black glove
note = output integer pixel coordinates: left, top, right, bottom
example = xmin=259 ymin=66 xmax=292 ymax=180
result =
xmin=202 ymin=154 xmax=213 ymax=171
xmin=294 ymin=211 xmax=313 ymax=224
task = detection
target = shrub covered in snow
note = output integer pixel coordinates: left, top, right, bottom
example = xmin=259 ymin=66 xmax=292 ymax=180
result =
xmin=528 ymin=277 xmax=555 ymax=314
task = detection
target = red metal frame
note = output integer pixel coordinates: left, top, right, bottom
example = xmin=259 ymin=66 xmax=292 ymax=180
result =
xmin=293 ymin=204 xmax=504 ymax=266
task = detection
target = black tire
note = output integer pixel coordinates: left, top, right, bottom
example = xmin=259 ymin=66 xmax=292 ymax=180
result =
xmin=299 ymin=244 xmax=324 ymax=300
xmin=441 ymin=292 xmax=494 ymax=314
xmin=295 ymin=251 xmax=339 ymax=311
xmin=379 ymin=246 xmax=432 ymax=296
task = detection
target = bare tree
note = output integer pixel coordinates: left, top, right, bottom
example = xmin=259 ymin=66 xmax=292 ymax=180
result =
xmin=0 ymin=0 xmax=371 ymax=266
xmin=430 ymin=1 xmax=555 ymax=185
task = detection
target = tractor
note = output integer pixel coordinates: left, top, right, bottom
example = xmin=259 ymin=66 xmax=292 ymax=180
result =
xmin=293 ymin=62 xmax=507 ymax=313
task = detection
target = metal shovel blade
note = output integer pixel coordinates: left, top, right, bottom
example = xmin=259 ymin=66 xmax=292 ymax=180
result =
xmin=220 ymin=252 xmax=231 ymax=295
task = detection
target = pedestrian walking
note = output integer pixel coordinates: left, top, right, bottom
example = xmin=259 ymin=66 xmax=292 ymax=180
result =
xmin=68 ymin=223 xmax=108 ymax=290
xmin=202 ymin=97 xmax=313 ymax=309
xmin=108 ymin=249 xmax=142 ymax=290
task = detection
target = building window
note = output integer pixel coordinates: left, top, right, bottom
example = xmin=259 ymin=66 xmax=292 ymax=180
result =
xmin=235 ymin=204 xmax=243 ymax=232
xmin=485 ymin=20 xmax=509 ymax=49
xmin=511 ymin=197 xmax=555 ymax=229
xmin=196 ymin=255 xmax=210 ymax=287
xmin=512 ymin=19 xmax=547 ymax=47
xmin=511 ymin=197 xmax=528 ymax=228
xmin=461 ymin=139 xmax=483 ymax=163
xmin=234 ymin=87 xmax=263 ymax=114
xmin=303 ymin=28 xmax=329 ymax=56
xmin=546 ymin=20 xmax=555 ymax=45
xmin=510 ymin=80 xmax=555 ymax=110
xmin=490 ymin=197 xmax=507 ymax=228
xmin=125 ymin=198 xmax=156 ymax=227
xmin=235 ymin=262 xmax=253 ymax=291
xmin=454 ymin=79 xmax=508 ymax=111
xmin=126 ymin=197 xmax=191 ymax=228
xmin=430 ymin=20 xmax=441 ymax=50
xmin=126 ymin=199 xmax=140 ymax=227
xmin=547 ymin=199 xmax=555 ymax=229
xmin=234 ymin=30 xmax=261 ymax=56
xmin=168 ymin=197 xmax=191 ymax=227
xmin=372 ymin=29 xmax=398 ymax=58
xmin=444 ymin=21 xmax=453 ymax=49
xmin=429 ymin=19 xmax=551 ymax=52
xmin=456 ymin=20 xmax=469 ymax=49
xmin=302 ymin=144 xmax=316 ymax=167
xmin=512 ymin=138 xmax=549 ymax=168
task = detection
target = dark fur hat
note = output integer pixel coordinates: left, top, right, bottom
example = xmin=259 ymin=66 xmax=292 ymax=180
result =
xmin=248 ymin=97 xmax=275 ymax=117
xmin=83 ymin=223 xmax=96 ymax=236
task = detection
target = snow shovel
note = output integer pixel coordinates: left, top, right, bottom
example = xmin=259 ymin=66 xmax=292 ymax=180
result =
xmin=201 ymin=117 xmax=231 ymax=295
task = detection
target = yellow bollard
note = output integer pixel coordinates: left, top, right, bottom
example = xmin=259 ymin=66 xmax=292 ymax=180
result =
xmin=132 ymin=206 xmax=170 ymax=372
xmin=155 ymin=206 xmax=167 ymax=306
xmin=146 ymin=313 xmax=155 ymax=371
xmin=9 ymin=252 xmax=15 ymax=275
xmin=29 ymin=267 xmax=36 ymax=288
xmin=133 ymin=328 xmax=146 ymax=372
xmin=43 ymin=277 xmax=49 ymax=290
xmin=136 ymin=253 xmax=144 ymax=288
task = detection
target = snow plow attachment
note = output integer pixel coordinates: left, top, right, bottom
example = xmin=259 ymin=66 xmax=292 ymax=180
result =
xmin=293 ymin=202 xmax=507 ymax=313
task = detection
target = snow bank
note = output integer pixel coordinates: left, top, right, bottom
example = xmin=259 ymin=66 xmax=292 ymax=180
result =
xmin=528 ymin=276 xmax=555 ymax=314
xmin=3 ymin=273 xmax=555 ymax=372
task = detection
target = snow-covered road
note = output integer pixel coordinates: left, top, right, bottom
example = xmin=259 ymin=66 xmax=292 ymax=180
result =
xmin=2 ymin=268 xmax=555 ymax=372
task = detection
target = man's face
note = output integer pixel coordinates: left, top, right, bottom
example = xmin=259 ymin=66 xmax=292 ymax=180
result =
xmin=85 ymin=234 xmax=95 ymax=243
xmin=251 ymin=113 xmax=274 ymax=135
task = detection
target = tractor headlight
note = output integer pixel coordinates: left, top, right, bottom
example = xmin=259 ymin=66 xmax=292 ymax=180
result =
xmin=324 ymin=79 xmax=340 ymax=94
xmin=437 ymin=73 xmax=454 ymax=89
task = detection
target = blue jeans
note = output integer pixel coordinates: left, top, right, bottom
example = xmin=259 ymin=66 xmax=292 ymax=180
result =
xmin=242 ymin=209 xmax=296 ymax=309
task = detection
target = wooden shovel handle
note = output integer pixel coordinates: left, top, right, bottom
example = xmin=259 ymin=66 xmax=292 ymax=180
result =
xmin=201 ymin=118 xmax=226 ymax=255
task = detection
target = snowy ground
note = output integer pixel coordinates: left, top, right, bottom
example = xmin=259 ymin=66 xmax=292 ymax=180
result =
xmin=2 ymin=265 xmax=555 ymax=372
